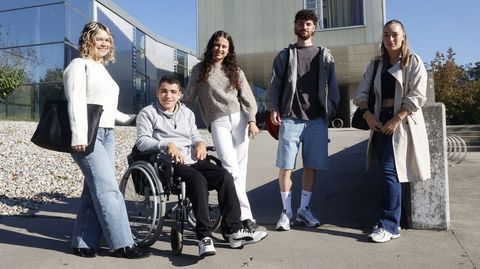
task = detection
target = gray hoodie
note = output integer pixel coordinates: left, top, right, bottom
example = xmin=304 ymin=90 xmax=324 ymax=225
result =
xmin=135 ymin=101 xmax=204 ymax=165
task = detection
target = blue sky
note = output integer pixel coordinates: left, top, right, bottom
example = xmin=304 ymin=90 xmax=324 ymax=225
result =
xmin=111 ymin=0 xmax=478 ymax=66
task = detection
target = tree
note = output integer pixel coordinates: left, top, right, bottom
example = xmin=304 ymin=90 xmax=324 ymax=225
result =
xmin=431 ymin=48 xmax=480 ymax=124
xmin=466 ymin=62 xmax=480 ymax=81
xmin=0 ymin=66 xmax=25 ymax=100
xmin=0 ymin=25 xmax=27 ymax=100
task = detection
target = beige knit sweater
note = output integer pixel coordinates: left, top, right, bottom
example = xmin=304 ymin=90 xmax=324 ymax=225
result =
xmin=183 ymin=62 xmax=257 ymax=126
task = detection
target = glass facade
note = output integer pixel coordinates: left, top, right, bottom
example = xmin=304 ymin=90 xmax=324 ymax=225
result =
xmin=0 ymin=0 xmax=196 ymax=120
xmin=305 ymin=0 xmax=364 ymax=29
xmin=0 ymin=1 xmax=65 ymax=120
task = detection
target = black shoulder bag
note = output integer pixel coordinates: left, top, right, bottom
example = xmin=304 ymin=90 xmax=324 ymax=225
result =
xmin=351 ymin=60 xmax=379 ymax=130
xmin=31 ymin=64 xmax=103 ymax=154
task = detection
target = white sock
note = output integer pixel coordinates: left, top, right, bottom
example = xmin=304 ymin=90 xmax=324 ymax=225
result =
xmin=299 ymin=190 xmax=312 ymax=211
xmin=280 ymin=191 xmax=292 ymax=215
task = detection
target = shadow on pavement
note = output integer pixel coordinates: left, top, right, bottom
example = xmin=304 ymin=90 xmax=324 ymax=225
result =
xmin=248 ymin=139 xmax=382 ymax=230
xmin=0 ymin=138 xmax=382 ymax=260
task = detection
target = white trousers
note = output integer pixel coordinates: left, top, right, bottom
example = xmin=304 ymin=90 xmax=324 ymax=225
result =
xmin=210 ymin=111 xmax=253 ymax=221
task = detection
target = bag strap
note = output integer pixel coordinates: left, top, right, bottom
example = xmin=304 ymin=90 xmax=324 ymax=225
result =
xmin=370 ymin=60 xmax=379 ymax=91
xmin=367 ymin=60 xmax=379 ymax=110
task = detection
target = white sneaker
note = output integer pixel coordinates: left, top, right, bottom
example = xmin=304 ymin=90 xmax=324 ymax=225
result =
xmin=296 ymin=207 xmax=320 ymax=227
xmin=368 ymin=227 xmax=400 ymax=243
xmin=275 ymin=210 xmax=293 ymax=231
xmin=198 ymin=237 xmax=216 ymax=257
xmin=228 ymin=228 xmax=268 ymax=249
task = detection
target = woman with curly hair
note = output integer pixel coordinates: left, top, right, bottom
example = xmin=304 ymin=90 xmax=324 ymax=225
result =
xmin=184 ymin=30 xmax=261 ymax=231
xmin=63 ymin=22 xmax=149 ymax=258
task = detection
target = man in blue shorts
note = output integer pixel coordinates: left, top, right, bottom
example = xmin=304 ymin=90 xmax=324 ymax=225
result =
xmin=264 ymin=9 xmax=340 ymax=231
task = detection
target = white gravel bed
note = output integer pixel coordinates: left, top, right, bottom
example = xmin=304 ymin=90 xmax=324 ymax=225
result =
xmin=0 ymin=120 xmax=211 ymax=216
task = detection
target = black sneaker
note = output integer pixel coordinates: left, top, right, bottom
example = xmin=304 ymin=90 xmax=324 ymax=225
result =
xmin=114 ymin=244 xmax=151 ymax=259
xmin=242 ymin=219 xmax=259 ymax=231
xmin=72 ymin=247 xmax=96 ymax=258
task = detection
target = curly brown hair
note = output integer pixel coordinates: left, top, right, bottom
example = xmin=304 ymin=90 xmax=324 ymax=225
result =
xmin=198 ymin=30 xmax=240 ymax=91
xmin=78 ymin=22 xmax=115 ymax=64
xmin=294 ymin=9 xmax=318 ymax=25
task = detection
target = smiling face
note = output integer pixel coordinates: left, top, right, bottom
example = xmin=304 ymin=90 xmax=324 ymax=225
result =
xmin=92 ymin=29 xmax=112 ymax=61
xmin=211 ymin=37 xmax=230 ymax=63
xmin=294 ymin=19 xmax=316 ymax=41
xmin=156 ymin=81 xmax=181 ymax=112
xmin=382 ymin=22 xmax=405 ymax=55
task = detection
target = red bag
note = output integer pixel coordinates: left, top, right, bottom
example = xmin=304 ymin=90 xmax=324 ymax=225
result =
xmin=264 ymin=111 xmax=279 ymax=140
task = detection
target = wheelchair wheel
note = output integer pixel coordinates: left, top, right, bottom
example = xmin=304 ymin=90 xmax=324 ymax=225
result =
xmin=120 ymin=161 xmax=166 ymax=248
xmin=170 ymin=228 xmax=183 ymax=256
xmin=186 ymin=195 xmax=223 ymax=232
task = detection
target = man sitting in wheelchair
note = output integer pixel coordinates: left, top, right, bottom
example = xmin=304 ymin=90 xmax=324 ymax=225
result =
xmin=135 ymin=75 xmax=267 ymax=257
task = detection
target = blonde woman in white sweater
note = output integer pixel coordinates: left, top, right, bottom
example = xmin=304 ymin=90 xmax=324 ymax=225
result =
xmin=63 ymin=22 xmax=149 ymax=259
xmin=184 ymin=31 xmax=260 ymax=231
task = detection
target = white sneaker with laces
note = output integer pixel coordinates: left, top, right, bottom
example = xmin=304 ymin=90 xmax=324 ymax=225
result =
xmin=296 ymin=207 xmax=320 ymax=227
xmin=228 ymin=228 xmax=268 ymax=249
xmin=275 ymin=210 xmax=293 ymax=231
xmin=198 ymin=237 xmax=216 ymax=257
xmin=368 ymin=227 xmax=400 ymax=243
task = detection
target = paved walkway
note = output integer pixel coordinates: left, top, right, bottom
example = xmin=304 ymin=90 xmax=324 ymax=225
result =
xmin=0 ymin=129 xmax=478 ymax=269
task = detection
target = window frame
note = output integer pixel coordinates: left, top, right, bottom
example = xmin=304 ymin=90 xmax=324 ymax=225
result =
xmin=304 ymin=0 xmax=366 ymax=31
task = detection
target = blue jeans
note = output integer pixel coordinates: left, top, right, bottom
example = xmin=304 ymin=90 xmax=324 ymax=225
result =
xmin=71 ymin=128 xmax=134 ymax=250
xmin=372 ymin=107 xmax=401 ymax=235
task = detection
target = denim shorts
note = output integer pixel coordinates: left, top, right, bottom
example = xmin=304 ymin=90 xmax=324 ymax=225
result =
xmin=276 ymin=117 xmax=329 ymax=170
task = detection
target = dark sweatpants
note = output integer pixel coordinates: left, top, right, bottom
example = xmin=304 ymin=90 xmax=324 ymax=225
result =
xmin=172 ymin=159 xmax=243 ymax=239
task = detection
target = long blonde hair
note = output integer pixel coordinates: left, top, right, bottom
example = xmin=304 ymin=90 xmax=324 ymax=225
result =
xmin=78 ymin=22 xmax=115 ymax=64
xmin=381 ymin=19 xmax=410 ymax=69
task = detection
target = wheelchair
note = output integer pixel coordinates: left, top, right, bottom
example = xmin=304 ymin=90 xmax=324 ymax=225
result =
xmin=119 ymin=146 xmax=224 ymax=255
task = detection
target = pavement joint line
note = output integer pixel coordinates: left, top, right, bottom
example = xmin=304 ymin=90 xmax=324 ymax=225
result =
xmin=451 ymin=229 xmax=477 ymax=268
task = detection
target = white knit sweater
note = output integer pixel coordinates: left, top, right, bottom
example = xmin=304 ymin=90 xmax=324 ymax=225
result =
xmin=63 ymin=57 xmax=130 ymax=146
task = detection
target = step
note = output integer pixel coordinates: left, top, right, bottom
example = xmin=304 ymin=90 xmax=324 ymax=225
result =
xmin=467 ymin=145 xmax=480 ymax=152
xmin=447 ymin=136 xmax=480 ymax=143
xmin=447 ymin=124 xmax=480 ymax=132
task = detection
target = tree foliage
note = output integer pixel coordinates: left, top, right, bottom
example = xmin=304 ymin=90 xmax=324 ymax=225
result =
xmin=430 ymin=48 xmax=480 ymax=124
xmin=0 ymin=65 xmax=25 ymax=100
xmin=0 ymin=25 xmax=24 ymax=100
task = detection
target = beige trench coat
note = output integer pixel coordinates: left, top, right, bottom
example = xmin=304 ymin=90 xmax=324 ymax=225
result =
xmin=353 ymin=54 xmax=431 ymax=183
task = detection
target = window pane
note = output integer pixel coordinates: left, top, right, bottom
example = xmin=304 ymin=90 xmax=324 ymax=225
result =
xmin=0 ymin=0 xmax=62 ymax=11
xmin=175 ymin=50 xmax=187 ymax=86
xmin=0 ymin=43 xmax=64 ymax=84
xmin=323 ymin=0 xmax=364 ymax=28
xmin=134 ymin=29 xmax=146 ymax=75
xmin=0 ymin=84 xmax=36 ymax=120
xmin=65 ymin=0 xmax=92 ymax=18
xmin=305 ymin=0 xmax=364 ymax=29
xmin=134 ymin=73 xmax=147 ymax=111
xmin=0 ymin=3 xmax=64 ymax=48
xmin=65 ymin=5 xmax=91 ymax=45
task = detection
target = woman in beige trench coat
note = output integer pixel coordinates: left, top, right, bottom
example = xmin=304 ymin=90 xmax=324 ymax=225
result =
xmin=353 ymin=19 xmax=431 ymax=243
